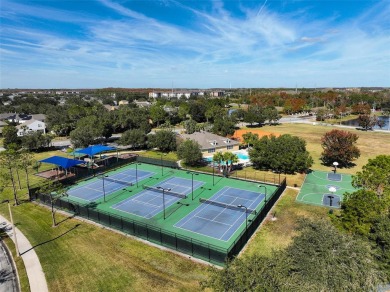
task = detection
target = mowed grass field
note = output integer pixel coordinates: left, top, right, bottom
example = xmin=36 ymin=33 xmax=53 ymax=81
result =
xmin=259 ymin=123 xmax=390 ymax=174
xmin=233 ymin=124 xmax=390 ymax=187
xmin=0 ymin=202 xmax=208 ymax=292
xmin=0 ymin=124 xmax=389 ymax=291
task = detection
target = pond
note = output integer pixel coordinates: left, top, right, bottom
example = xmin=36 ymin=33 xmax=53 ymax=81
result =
xmin=341 ymin=116 xmax=390 ymax=131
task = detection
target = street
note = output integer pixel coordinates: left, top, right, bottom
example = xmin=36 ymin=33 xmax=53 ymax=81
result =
xmin=0 ymin=227 xmax=19 ymax=292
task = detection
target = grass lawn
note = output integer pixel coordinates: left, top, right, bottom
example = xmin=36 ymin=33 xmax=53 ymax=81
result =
xmin=189 ymin=124 xmax=389 ymax=188
xmin=0 ymin=125 xmax=388 ymax=290
xmin=0 ymin=202 xmax=208 ymax=292
xmin=244 ymin=188 xmax=329 ymax=257
xmin=258 ymin=123 xmax=390 ymax=173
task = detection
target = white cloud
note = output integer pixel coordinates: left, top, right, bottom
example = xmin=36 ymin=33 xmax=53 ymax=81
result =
xmin=1 ymin=0 xmax=389 ymax=88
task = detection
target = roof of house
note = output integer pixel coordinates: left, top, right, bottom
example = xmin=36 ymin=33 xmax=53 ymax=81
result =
xmin=31 ymin=114 xmax=46 ymax=121
xmin=0 ymin=113 xmax=14 ymax=120
xmin=180 ymin=131 xmax=239 ymax=150
xmin=0 ymin=121 xmax=7 ymax=126
xmin=16 ymin=119 xmax=45 ymax=129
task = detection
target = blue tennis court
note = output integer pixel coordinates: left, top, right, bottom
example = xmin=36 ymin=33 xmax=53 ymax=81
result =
xmin=111 ymin=177 xmax=204 ymax=219
xmin=175 ymin=187 xmax=264 ymax=241
xmin=67 ymin=169 xmax=154 ymax=201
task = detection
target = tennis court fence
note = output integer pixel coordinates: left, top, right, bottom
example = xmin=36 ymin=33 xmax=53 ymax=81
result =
xmin=33 ymin=178 xmax=286 ymax=265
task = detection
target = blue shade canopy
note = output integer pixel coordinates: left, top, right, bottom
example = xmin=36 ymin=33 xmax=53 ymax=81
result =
xmin=40 ymin=156 xmax=85 ymax=169
xmin=75 ymin=145 xmax=116 ymax=156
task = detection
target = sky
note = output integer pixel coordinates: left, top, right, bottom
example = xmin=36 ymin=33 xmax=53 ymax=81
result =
xmin=1 ymin=0 xmax=389 ymax=89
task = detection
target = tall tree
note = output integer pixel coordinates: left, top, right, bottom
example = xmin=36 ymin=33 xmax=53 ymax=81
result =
xmin=332 ymin=190 xmax=387 ymax=236
xmin=264 ymin=106 xmax=281 ymax=124
xmin=184 ymin=119 xmax=197 ymax=134
xmin=18 ymin=151 xmax=35 ymax=200
xmin=70 ymin=116 xmax=109 ymax=148
xmin=21 ymin=131 xmax=53 ymax=151
xmin=118 ymin=129 xmax=147 ymax=149
xmin=148 ymin=130 xmax=177 ymax=152
xmin=223 ymin=152 xmax=239 ymax=173
xmin=358 ymin=114 xmax=377 ymax=130
xmin=149 ymin=104 xmax=167 ymax=127
xmin=2 ymin=125 xmax=20 ymax=149
xmin=242 ymin=132 xmax=259 ymax=148
xmin=320 ymin=129 xmax=360 ymax=167
xmin=203 ymin=219 xmax=385 ymax=291
xmin=250 ymin=134 xmax=313 ymax=174
xmin=39 ymin=181 xmax=68 ymax=227
xmin=212 ymin=115 xmax=236 ymax=136
xmin=0 ymin=150 xmax=19 ymax=204
xmin=212 ymin=152 xmax=224 ymax=171
xmin=369 ymin=214 xmax=390 ymax=281
xmin=352 ymin=155 xmax=390 ymax=199
xmin=285 ymin=219 xmax=385 ymax=291
xmin=177 ymin=139 xmax=202 ymax=166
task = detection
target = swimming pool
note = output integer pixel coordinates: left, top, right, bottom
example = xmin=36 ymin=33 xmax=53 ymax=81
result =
xmin=205 ymin=150 xmax=250 ymax=163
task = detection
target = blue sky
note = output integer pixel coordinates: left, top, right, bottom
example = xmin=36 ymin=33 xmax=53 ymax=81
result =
xmin=1 ymin=0 xmax=389 ymax=89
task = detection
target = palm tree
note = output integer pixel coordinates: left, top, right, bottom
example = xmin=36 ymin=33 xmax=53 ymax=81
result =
xmin=229 ymin=153 xmax=239 ymax=173
xmin=223 ymin=152 xmax=239 ymax=174
xmin=212 ymin=152 xmax=224 ymax=171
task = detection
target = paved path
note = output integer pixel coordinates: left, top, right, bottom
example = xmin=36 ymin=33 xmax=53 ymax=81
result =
xmin=0 ymin=238 xmax=19 ymax=292
xmin=0 ymin=214 xmax=48 ymax=292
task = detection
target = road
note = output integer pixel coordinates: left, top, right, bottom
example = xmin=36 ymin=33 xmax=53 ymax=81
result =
xmin=0 ymin=232 xmax=19 ymax=292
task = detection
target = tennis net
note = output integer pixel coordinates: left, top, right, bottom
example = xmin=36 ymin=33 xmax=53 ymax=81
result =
xmin=100 ymin=176 xmax=133 ymax=187
xmin=199 ymin=198 xmax=256 ymax=214
xmin=142 ymin=185 xmax=187 ymax=199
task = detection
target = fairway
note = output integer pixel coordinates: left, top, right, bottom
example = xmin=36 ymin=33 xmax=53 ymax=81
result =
xmin=296 ymin=170 xmax=356 ymax=208
xmin=40 ymin=161 xmax=285 ymax=264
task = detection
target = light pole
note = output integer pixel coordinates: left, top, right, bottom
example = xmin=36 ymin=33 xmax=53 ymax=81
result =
xmin=333 ymin=161 xmax=339 ymax=174
xmin=101 ymin=174 xmax=108 ymax=202
xmin=160 ymin=153 xmax=166 ymax=176
xmin=237 ymin=204 xmax=248 ymax=238
xmin=157 ymin=187 xmax=171 ymax=219
xmin=212 ymin=161 xmax=215 ymax=186
xmin=1 ymin=200 xmax=19 ymax=256
xmin=187 ymin=171 xmax=199 ymax=200
xmin=258 ymin=185 xmax=267 ymax=204
xmin=328 ymin=186 xmax=336 ymax=207
xmin=135 ymin=163 xmax=141 ymax=187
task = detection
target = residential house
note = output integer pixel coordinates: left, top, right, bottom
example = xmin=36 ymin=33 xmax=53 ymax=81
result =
xmin=118 ymin=100 xmax=129 ymax=106
xmin=179 ymin=131 xmax=239 ymax=156
xmin=103 ymin=104 xmax=118 ymax=111
xmin=134 ymin=100 xmax=151 ymax=108
xmin=209 ymin=91 xmax=225 ymax=97
xmin=16 ymin=119 xmax=46 ymax=136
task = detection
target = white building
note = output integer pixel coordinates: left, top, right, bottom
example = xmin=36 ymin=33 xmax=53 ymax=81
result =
xmin=16 ymin=119 xmax=46 ymax=136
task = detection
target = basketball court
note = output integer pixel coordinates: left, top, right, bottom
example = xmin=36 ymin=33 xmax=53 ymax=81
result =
xmin=296 ymin=170 xmax=356 ymax=208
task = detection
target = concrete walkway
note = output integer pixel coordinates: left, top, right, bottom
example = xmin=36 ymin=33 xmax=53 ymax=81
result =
xmin=0 ymin=214 xmax=48 ymax=292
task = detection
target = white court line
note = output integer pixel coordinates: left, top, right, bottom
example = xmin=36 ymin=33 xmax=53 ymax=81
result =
xmin=132 ymin=198 xmax=161 ymax=208
xmin=193 ymin=215 xmax=232 ymax=227
xmin=68 ymin=186 xmax=103 ymax=201
xmin=158 ymin=182 xmax=191 ymax=195
xmin=218 ymin=197 xmax=247 ymax=240
xmin=176 ymin=187 xmax=237 ymax=228
xmin=174 ymin=224 xmax=231 ymax=242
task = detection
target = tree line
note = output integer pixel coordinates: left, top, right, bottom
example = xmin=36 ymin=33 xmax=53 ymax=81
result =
xmin=203 ymin=155 xmax=390 ymax=290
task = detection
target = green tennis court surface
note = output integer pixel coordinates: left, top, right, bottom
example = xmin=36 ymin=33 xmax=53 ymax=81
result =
xmin=49 ymin=162 xmax=285 ymax=265
xmin=296 ymin=170 xmax=357 ymax=208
